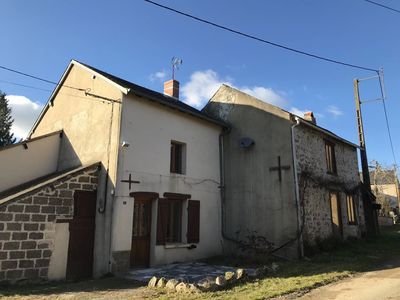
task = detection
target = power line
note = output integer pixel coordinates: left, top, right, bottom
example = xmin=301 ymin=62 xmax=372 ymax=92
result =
xmin=144 ymin=0 xmax=379 ymax=73
xmin=377 ymin=72 xmax=398 ymax=168
xmin=381 ymin=99 xmax=397 ymax=167
xmin=0 ymin=77 xmax=120 ymax=104
xmin=0 ymin=65 xmax=87 ymax=93
xmin=0 ymin=79 xmax=53 ymax=92
xmin=363 ymin=0 xmax=400 ymax=14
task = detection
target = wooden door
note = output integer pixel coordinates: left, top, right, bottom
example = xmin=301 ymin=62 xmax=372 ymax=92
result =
xmin=130 ymin=197 xmax=152 ymax=268
xmin=66 ymin=190 xmax=97 ymax=280
xmin=330 ymin=192 xmax=343 ymax=239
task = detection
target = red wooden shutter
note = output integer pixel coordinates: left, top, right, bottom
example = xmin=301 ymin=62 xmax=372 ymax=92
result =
xmin=156 ymin=198 xmax=168 ymax=245
xmin=187 ymin=200 xmax=200 ymax=243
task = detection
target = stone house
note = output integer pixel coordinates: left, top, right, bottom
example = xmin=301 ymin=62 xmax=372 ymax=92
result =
xmin=0 ymin=61 xmax=368 ymax=283
xmin=204 ymin=85 xmax=366 ymax=257
xmin=0 ymin=60 xmax=226 ymax=282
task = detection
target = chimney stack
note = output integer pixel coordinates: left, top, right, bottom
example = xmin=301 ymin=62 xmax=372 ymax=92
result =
xmin=164 ymin=79 xmax=180 ymax=99
xmin=303 ymin=111 xmax=317 ymax=125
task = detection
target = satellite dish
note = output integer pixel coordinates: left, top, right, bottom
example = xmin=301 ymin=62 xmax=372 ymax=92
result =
xmin=239 ymin=137 xmax=255 ymax=148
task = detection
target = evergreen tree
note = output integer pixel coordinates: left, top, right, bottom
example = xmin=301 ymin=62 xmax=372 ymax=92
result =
xmin=0 ymin=90 xmax=16 ymax=147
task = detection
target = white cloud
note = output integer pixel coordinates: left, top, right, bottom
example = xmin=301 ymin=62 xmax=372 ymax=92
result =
xmin=326 ymin=105 xmax=343 ymax=118
xmin=149 ymin=70 xmax=167 ymax=82
xmin=6 ymin=95 xmax=43 ymax=139
xmin=289 ymin=107 xmax=310 ymax=117
xmin=181 ymin=69 xmax=287 ymax=109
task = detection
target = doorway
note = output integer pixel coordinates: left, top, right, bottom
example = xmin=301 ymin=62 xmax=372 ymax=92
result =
xmin=130 ymin=193 xmax=155 ymax=268
xmin=66 ymin=190 xmax=97 ymax=280
xmin=329 ymin=191 xmax=343 ymax=239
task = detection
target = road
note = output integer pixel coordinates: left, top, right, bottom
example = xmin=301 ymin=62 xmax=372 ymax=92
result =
xmin=298 ymin=262 xmax=400 ymax=300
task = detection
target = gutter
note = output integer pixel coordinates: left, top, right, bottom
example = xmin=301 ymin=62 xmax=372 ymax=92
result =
xmin=291 ymin=117 xmax=304 ymax=258
xmin=295 ymin=117 xmax=359 ymax=149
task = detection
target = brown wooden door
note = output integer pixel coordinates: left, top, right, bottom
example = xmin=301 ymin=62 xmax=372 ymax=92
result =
xmin=66 ymin=190 xmax=97 ymax=280
xmin=130 ymin=197 xmax=152 ymax=268
xmin=330 ymin=192 xmax=343 ymax=239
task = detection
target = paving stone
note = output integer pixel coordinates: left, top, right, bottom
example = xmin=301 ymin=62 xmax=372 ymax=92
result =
xmin=125 ymin=262 xmax=254 ymax=284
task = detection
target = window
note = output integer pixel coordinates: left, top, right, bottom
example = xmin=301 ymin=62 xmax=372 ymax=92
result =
xmin=346 ymin=195 xmax=357 ymax=225
xmin=325 ymin=141 xmax=337 ymax=174
xmin=156 ymin=197 xmax=200 ymax=245
xmin=165 ymin=199 xmax=182 ymax=243
xmin=170 ymin=141 xmax=186 ymax=174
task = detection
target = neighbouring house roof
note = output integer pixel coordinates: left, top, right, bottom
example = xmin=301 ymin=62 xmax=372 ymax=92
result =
xmin=0 ymin=163 xmax=100 ymax=206
xmin=28 ymin=60 xmax=227 ymax=138
xmin=295 ymin=117 xmax=359 ymax=149
xmin=206 ymin=84 xmax=358 ymax=149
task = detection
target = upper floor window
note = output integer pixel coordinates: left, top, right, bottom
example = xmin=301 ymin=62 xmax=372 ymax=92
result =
xmin=325 ymin=140 xmax=337 ymax=174
xmin=170 ymin=141 xmax=186 ymax=174
xmin=346 ymin=195 xmax=357 ymax=225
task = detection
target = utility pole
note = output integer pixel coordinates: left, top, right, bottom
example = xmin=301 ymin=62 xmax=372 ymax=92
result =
xmin=354 ymin=79 xmax=379 ymax=236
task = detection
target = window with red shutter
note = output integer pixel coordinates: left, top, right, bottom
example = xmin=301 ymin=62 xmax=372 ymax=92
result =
xmin=156 ymin=198 xmax=168 ymax=245
xmin=187 ymin=200 xmax=200 ymax=243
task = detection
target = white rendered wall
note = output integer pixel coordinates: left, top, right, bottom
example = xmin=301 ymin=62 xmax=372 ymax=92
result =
xmin=112 ymin=94 xmax=223 ymax=266
xmin=0 ymin=133 xmax=61 ymax=193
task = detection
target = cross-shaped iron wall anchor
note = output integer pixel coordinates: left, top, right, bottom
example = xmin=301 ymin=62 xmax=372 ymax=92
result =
xmin=269 ymin=156 xmax=291 ymax=182
xmin=120 ymin=173 xmax=140 ymax=190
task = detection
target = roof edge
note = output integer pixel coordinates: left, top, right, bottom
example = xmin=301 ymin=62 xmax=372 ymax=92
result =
xmin=0 ymin=130 xmax=63 ymax=152
xmin=295 ymin=117 xmax=359 ymax=148
xmin=0 ymin=162 xmax=100 ymax=205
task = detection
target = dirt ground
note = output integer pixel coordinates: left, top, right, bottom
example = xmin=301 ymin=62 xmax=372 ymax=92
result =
xmin=0 ymin=277 xmax=162 ymax=300
xmin=294 ymin=259 xmax=400 ymax=300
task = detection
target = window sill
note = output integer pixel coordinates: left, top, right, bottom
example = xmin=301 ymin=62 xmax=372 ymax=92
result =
xmin=164 ymin=243 xmax=192 ymax=249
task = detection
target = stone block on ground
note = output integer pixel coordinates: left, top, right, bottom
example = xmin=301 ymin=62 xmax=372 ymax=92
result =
xmin=175 ymin=282 xmax=189 ymax=293
xmin=225 ymin=271 xmax=235 ymax=282
xmin=215 ymin=275 xmax=226 ymax=286
xmin=236 ymin=268 xmax=247 ymax=280
xmin=156 ymin=277 xmax=167 ymax=288
xmin=198 ymin=276 xmax=217 ymax=291
xmin=148 ymin=276 xmax=158 ymax=287
xmin=165 ymin=278 xmax=179 ymax=291
xmin=188 ymin=283 xmax=201 ymax=293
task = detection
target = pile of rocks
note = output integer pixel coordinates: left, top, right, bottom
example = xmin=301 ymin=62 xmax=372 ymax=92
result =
xmin=147 ymin=263 xmax=280 ymax=294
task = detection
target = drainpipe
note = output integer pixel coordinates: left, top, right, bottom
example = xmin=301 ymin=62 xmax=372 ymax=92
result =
xmin=291 ymin=117 xmax=304 ymax=258
xmin=219 ymin=126 xmax=235 ymax=244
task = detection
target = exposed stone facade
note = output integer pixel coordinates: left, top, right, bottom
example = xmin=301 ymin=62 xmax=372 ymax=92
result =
xmin=0 ymin=165 xmax=98 ymax=283
xmin=295 ymin=125 xmax=366 ymax=244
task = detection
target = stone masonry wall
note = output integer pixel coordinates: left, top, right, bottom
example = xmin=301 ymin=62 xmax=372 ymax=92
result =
xmin=295 ymin=125 xmax=366 ymax=244
xmin=0 ymin=165 xmax=98 ymax=283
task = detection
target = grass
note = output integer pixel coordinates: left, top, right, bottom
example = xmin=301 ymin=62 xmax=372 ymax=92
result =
xmin=1 ymin=225 xmax=400 ymax=300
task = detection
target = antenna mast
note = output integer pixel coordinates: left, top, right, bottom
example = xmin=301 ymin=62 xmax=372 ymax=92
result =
xmin=171 ymin=57 xmax=183 ymax=80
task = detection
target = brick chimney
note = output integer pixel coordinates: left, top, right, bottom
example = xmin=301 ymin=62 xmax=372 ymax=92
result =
xmin=303 ymin=111 xmax=317 ymax=125
xmin=164 ymin=79 xmax=180 ymax=99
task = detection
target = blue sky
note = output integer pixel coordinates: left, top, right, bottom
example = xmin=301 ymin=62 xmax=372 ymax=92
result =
xmin=1 ymin=0 xmax=399 ymax=167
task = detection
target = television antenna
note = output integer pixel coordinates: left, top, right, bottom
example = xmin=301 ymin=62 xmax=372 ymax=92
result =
xmin=171 ymin=57 xmax=183 ymax=80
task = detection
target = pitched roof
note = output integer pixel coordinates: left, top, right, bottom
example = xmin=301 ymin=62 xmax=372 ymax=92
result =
xmin=206 ymin=84 xmax=358 ymax=149
xmin=77 ymin=61 xmax=228 ymax=128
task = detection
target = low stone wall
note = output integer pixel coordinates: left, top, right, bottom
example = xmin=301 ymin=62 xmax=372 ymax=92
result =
xmin=0 ymin=165 xmax=98 ymax=283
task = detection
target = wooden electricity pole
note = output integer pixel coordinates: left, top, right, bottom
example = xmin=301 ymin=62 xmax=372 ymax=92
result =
xmin=354 ymin=79 xmax=379 ymax=236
